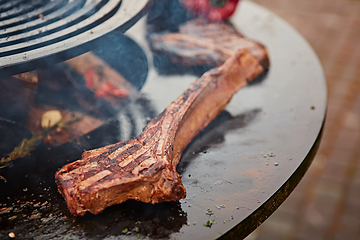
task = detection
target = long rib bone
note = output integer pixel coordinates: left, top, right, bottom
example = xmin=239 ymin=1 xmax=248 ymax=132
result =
xmin=55 ymin=50 xmax=264 ymax=216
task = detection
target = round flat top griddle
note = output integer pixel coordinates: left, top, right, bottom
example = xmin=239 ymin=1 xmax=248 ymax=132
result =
xmin=0 ymin=0 xmax=151 ymax=78
xmin=0 ymin=1 xmax=326 ymax=239
xmin=129 ymin=1 xmax=327 ymax=238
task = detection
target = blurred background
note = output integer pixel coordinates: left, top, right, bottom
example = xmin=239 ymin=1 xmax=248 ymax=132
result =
xmin=245 ymin=0 xmax=360 ymax=239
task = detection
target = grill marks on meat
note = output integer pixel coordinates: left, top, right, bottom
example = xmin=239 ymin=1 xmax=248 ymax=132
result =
xmin=55 ymin=50 xmax=264 ymax=216
xmin=149 ymin=19 xmax=270 ymax=69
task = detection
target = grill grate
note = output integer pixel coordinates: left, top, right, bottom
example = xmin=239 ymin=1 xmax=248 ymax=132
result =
xmin=0 ymin=0 xmax=150 ymax=77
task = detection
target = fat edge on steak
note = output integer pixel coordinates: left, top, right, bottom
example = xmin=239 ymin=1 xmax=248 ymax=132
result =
xmin=55 ymin=50 xmax=264 ymax=216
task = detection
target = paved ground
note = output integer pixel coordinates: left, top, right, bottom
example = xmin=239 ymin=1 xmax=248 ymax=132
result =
xmin=245 ymin=0 xmax=360 ymax=239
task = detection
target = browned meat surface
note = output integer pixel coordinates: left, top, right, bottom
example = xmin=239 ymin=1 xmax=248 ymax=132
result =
xmin=149 ymin=19 xmax=270 ymax=69
xmin=55 ymin=49 xmax=264 ymax=216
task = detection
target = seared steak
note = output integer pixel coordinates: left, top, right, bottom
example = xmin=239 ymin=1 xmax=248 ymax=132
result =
xmin=149 ymin=19 xmax=270 ymax=69
xmin=55 ymin=50 xmax=264 ymax=216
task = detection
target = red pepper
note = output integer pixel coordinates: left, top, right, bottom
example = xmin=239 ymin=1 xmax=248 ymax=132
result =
xmin=83 ymin=68 xmax=95 ymax=88
xmin=84 ymin=68 xmax=128 ymax=98
xmin=95 ymin=82 xmax=128 ymax=98
xmin=181 ymin=0 xmax=240 ymax=22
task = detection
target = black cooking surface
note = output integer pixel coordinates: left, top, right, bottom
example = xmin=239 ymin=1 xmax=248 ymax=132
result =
xmin=0 ymin=1 xmax=326 ymax=239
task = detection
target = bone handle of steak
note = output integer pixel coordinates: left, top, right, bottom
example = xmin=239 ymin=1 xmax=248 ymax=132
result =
xmin=151 ymin=49 xmax=263 ymax=168
xmin=55 ymin=49 xmax=263 ymax=216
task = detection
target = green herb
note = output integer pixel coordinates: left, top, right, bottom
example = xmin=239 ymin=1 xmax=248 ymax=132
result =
xmin=0 ymin=112 xmax=83 ymax=170
xmin=122 ymin=228 xmax=128 ymax=233
xmin=206 ymin=209 xmax=214 ymax=215
xmin=204 ymin=219 xmax=213 ymax=228
xmin=223 ymin=218 xmax=227 ymax=223
xmin=0 ymin=132 xmax=43 ymax=169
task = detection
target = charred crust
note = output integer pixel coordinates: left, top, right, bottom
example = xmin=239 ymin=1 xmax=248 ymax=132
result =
xmin=151 ymin=109 xmax=166 ymax=123
xmin=192 ymin=83 xmax=201 ymax=89
xmin=153 ymin=142 xmax=159 ymax=152
xmin=116 ymin=145 xmax=139 ymax=160
xmin=123 ymin=154 xmax=151 ymax=171
xmin=109 ymin=142 xmax=126 ymax=151
xmin=134 ymin=144 xmax=143 ymax=150
xmin=183 ymin=90 xmax=189 ymax=101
